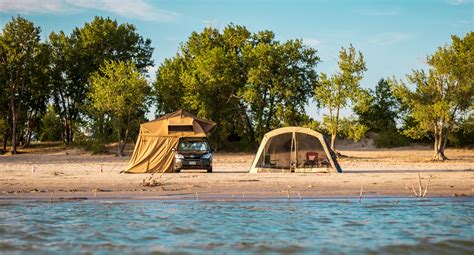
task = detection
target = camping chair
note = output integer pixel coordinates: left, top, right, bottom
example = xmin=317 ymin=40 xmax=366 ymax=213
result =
xmin=304 ymin=152 xmax=319 ymax=168
xmin=264 ymin=154 xmax=278 ymax=168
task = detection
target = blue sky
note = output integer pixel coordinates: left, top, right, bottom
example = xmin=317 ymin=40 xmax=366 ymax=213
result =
xmin=0 ymin=0 xmax=472 ymax=119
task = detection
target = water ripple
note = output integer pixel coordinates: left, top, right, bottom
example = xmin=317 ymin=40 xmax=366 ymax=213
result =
xmin=0 ymin=198 xmax=472 ymax=254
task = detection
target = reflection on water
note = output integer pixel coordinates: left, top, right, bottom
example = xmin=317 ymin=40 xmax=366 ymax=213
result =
xmin=0 ymin=198 xmax=472 ymax=254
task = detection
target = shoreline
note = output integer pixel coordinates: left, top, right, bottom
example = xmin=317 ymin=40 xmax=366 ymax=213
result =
xmin=1 ymin=148 xmax=473 ymax=200
xmin=1 ymin=193 xmax=472 ymax=202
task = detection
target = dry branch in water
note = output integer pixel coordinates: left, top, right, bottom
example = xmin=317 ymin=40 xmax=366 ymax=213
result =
xmin=411 ymin=173 xmax=431 ymax=198
xmin=296 ymin=190 xmax=302 ymax=200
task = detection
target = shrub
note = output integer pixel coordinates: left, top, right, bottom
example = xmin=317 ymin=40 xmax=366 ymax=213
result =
xmin=374 ymin=129 xmax=411 ymax=148
xmin=449 ymin=116 xmax=474 ymax=148
xmin=39 ymin=105 xmax=63 ymax=142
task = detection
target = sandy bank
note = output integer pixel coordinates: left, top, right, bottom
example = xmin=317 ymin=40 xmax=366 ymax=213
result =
xmin=0 ymin=147 xmax=472 ymax=200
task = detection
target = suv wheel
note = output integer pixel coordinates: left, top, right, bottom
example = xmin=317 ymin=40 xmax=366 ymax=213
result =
xmin=207 ymin=167 xmax=213 ymax=173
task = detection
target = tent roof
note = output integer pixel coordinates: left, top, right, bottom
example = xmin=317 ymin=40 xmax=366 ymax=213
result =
xmin=263 ymin=126 xmax=324 ymax=140
xmin=140 ymin=109 xmax=216 ymax=137
xmin=151 ymin=109 xmax=216 ymax=126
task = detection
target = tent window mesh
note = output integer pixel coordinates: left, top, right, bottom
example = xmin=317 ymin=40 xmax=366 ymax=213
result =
xmin=295 ymin=133 xmax=326 ymax=168
xmin=168 ymin=125 xmax=194 ymax=133
xmin=256 ymin=133 xmax=293 ymax=168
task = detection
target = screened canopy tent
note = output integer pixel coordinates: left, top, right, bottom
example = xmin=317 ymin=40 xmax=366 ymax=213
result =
xmin=249 ymin=127 xmax=342 ymax=173
xmin=125 ymin=110 xmax=216 ymax=173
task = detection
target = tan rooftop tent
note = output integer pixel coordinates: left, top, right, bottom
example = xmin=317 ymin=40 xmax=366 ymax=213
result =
xmin=249 ymin=127 xmax=342 ymax=173
xmin=125 ymin=110 xmax=216 ymax=173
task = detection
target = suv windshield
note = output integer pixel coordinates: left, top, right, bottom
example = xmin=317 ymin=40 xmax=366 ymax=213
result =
xmin=178 ymin=140 xmax=209 ymax=152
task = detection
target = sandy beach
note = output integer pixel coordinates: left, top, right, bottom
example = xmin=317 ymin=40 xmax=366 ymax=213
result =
xmin=0 ymin=146 xmax=472 ymax=200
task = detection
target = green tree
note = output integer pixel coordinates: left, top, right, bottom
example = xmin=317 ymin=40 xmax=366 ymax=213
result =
xmin=22 ymin=42 xmax=51 ymax=147
xmin=356 ymin=78 xmax=400 ymax=131
xmin=155 ymin=25 xmax=251 ymax=148
xmin=49 ymin=16 xmax=154 ymax=144
xmin=449 ymin=113 xmax=474 ymax=148
xmin=89 ymin=60 xmax=149 ymax=156
xmin=154 ymin=57 xmax=186 ymax=114
xmin=240 ymin=33 xmax=319 ymax=144
xmin=393 ymin=32 xmax=474 ymax=160
xmin=39 ymin=104 xmax=63 ymax=141
xmin=154 ymin=25 xmax=319 ymax=148
xmin=0 ymin=41 xmax=7 ymax=152
xmin=314 ymin=45 xmax=368 ymax=152
xmin=0 ymin=16 xmax=47 ymax=154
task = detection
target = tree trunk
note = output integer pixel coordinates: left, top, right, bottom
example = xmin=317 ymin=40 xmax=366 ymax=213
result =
xmin=10 ymin=91 xmax=17 ymax=154
xmin=119 ymin=112 xmax=131 ymax=157
xmin=237 ymin=102 xmax=256 ymax=148
xmin=25 ymin=113 xmax=34 ymax=148
xmin=120 ymin=128 xmax=129 ymax=156
xmin=117 ymin=126 xmax=123 ymax=157
xmin=433 ymin=148 xmax=447 ymax=161
xmin=432 ymin=124 xmax=447 ymax=161
xmin=64 ymin=118 xmax=70 ymax=145
xmin=330 ymin=106 xmax=340 ymax=153
xmin=438 ymin=127 xmax=450 ymax=160
xmin=25 ymin=129 xmax=32 ymax=148
xmin=2 ymin=129 xmax=7 ymax=153
xmin=433 ymin=125 xmax=439 ymax=158
xmin=69 ymin=121 xmax=74 ymax=144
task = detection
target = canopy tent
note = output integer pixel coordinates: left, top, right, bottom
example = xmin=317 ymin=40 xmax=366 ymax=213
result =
xmin=249 ymin=127 xmax=342 ymax=173
xmin=125 ymin=110 xmax=216 ymax=173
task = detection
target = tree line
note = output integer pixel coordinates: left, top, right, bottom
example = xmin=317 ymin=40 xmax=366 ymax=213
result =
xmin=0 ymin=16 xmax=472 ymax=160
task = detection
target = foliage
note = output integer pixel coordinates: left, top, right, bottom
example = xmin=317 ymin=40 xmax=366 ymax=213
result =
xmin=303 ymin=119 xmax=323 ymax=133
xmin=48 ymin=16 xmax=154 ymax=144
xmin=154 ymin=25 xmax=319 ymax=149
xmin=339 ymin=117 xmax=368 ymax=142
xmin=373 ymin=128 xmax=411 ymax=148
xmin=314 ymin=45 xmax=369 ymax=151
xmin=241 ymin=33 xmax=319 ymax=143
xmin=0 ymin=16 xmax=49 ymax=153
xmin=0 ymin=117 xmax=5 ymax=145
xmin=356 ymin=78 xmax=400 ymax=131
xmin=89 ymin=60 xmax=149 ymax=156
xmin=393 ymin=32 xmax=474 ymax=160
xmin=449 ymin=113 xmax=474 ymax=148
xmin=0 ymin=40 xmax=7 ymax=149
xmin=39 ymin=105 xmax=63 ymax=141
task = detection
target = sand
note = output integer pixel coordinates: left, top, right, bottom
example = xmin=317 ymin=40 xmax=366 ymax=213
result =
xmin=0 ymin=145 xmax=473 ymax=200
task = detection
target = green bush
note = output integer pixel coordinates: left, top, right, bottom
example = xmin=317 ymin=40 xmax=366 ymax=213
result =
xmin=39 ymin=105 xmax=63 ymax=141
xmin=73 ymin=132 xmax=108 ymax=154
xmin=374 ymin=129 xmax=411 ymax=148
xmin=449 ymin=117 xmax=474 ymax=148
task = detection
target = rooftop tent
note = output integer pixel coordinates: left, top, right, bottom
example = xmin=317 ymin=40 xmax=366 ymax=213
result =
xmin=249 ymin=127 xmax=342 ymax=173
xmin=125 ymin=110 xmax=216 ymax=173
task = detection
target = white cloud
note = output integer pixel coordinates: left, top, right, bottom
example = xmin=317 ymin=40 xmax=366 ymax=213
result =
xmin=447 ymin=0 xmax=473 ymax=5
xmin=304 ymin=38 xmax=321 ymax=48
xmin=68 ymin=0 xmax=177 ymax=22
xmin=0 ymin=0 xmax=74 ymax=14
xmin=0 ymin=0 xmax=178 ymax=22
xmin=369 ymin=32 xmax=412 ymax=46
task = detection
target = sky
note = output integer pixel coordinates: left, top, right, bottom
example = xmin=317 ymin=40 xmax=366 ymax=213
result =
xmin=0 ymin=0 xmax=472 ymax=119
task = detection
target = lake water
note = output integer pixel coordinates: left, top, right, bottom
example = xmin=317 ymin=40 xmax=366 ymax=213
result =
xmin=0 ymin=198 xmax=472 ymax=254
